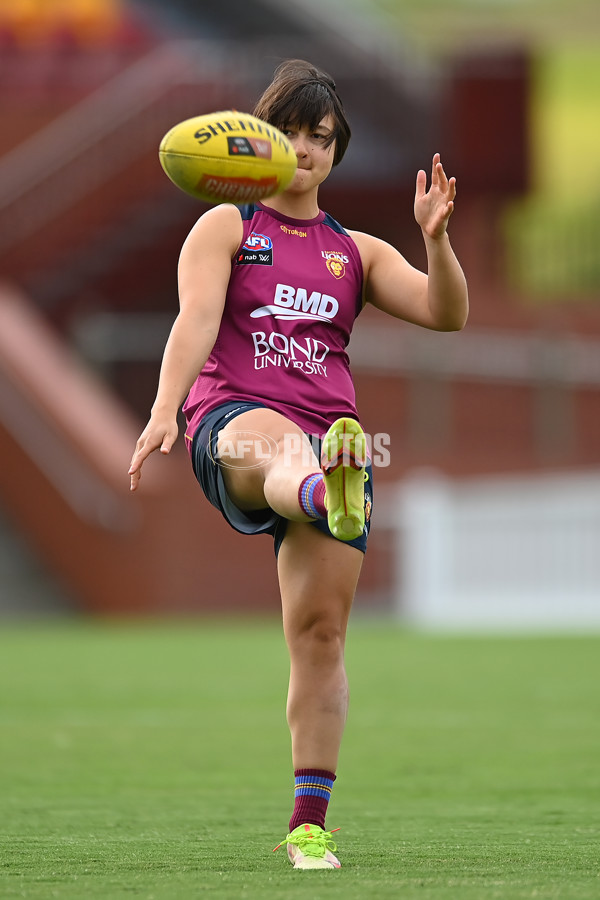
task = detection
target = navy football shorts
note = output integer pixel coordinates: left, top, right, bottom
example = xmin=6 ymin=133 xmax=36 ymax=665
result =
xmin=190 ymin=400 xmax=373 ymax=556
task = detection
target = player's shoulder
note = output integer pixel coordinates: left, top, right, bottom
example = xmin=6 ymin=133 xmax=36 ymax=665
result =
xmin=346 ymin=228 xmax=388 ymax=263
xmin=198 ymin=202 xmax=244 ymax=228
xmin=183 ymin=203 xmax=244 ymax=252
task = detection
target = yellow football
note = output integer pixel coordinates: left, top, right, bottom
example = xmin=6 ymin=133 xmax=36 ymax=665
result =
xmin=158 ymin=111 xmax=297 ymax=205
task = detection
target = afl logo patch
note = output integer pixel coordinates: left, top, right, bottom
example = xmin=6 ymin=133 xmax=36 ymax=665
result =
xmin=243 ymin=232 xmax=273 ymax=251
xmin=237 ymin=231 xmax=273 ymax=266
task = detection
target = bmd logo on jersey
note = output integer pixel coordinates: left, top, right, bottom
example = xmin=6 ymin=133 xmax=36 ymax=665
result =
xmin=250 ymin=283 xmax=339 ymax=322
xmin=237 ymin=232 xmax=273 ymax=266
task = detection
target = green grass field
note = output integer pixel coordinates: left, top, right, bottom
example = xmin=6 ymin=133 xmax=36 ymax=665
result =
xmin=1 ymin=620 xmax=598 ymax=899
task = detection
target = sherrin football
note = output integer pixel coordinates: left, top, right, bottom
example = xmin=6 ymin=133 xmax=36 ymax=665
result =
xmin=158 ymin=111 xmax=297 ymax=205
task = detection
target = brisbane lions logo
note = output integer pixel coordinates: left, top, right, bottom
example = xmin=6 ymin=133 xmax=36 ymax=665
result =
xmin=322 ymin=250 xmax=347 ymax=279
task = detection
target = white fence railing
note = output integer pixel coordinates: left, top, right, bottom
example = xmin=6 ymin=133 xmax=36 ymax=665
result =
xmin=392 ymin=470 xmax=600 ymax=630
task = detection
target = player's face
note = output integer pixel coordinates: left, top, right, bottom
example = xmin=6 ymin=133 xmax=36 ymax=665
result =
xmin=281 ymin=115 xmax=336 ymax=193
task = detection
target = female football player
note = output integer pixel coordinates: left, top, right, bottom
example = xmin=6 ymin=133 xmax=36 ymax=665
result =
xmin=129 ymin=59 xmax=468 ymax=869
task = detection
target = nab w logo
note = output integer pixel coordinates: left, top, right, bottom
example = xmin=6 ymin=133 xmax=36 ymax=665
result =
xmin=237 ymin=231 xmax=273 ymax=266
xmin=243 ymin=232 xmax=273 ymax=252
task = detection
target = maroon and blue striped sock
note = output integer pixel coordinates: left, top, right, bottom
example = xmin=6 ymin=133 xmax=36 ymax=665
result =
xmin=298 ymin=473 xmax=327 ymax=519
xmin=289 ymin=768 xmax=336 ymax=832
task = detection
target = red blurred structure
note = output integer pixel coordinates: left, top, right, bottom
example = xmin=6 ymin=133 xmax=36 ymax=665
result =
xmin=0 ymin=6 xmax=598 ymax=614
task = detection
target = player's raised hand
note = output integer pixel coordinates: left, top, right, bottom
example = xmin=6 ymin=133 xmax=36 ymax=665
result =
xmin=128 ymin=416 xmax=178 ymax=492
xmin=414 ymin=153 xmax=456 ymax=240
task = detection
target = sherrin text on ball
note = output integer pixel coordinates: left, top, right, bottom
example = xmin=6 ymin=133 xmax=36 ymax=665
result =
xmin=159 ymin=111 xmax=297 ymax=205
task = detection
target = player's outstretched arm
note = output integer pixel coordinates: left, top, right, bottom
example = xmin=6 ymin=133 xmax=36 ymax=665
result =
xmin=128 ymin=204 xmax=243 ymax=491
xmin=350 ymin=153 xmax=468 ymax=331
xmin=414 ymin=153 xmax=468 ymax=330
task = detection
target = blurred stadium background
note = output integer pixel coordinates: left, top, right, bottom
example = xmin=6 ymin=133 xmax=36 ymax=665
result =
xmin=0 ymin=0 xmax=599 ymax=627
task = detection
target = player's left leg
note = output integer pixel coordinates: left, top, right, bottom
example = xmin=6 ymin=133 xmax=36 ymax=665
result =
xmin=273 ymin=522 xmax=363 ymax=868
xmin=217 ymin=408 xmax=366 ymax=541
xmin=216 ymin=407 xmax=324 ymax=519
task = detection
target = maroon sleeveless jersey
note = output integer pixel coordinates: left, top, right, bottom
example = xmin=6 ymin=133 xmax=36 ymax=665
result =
xmin=183 ymin=202 xmax=364 ymax=448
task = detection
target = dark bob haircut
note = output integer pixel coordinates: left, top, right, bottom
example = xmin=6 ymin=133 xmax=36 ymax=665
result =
xmin=253 ymin=59 xmax=351 ymax=167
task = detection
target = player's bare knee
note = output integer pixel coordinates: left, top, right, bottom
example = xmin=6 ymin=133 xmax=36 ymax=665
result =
xmin=288 ymin=613 xmax=346 ymax=659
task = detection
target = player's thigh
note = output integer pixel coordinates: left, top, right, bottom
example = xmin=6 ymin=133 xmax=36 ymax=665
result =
xmin=217 ymin=408 xmax=318 ymax=509
xmin=278 ymin=521 xmax=364 ymax=642
xmin=218 ymin=408 xmax=318 ymax=465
